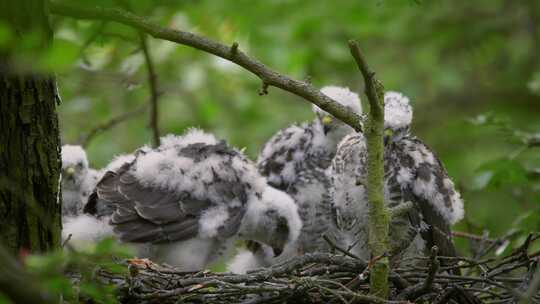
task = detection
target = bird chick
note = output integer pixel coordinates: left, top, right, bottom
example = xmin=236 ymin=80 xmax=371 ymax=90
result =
xmin=255 ymin=85 xmax=362 ymax=260
xmin=330 ymin=91 xmax=464 ymax=267
xmin=61 ymin=145 xmax=100 ymax=217
xmin=92 ymin=129 xmax=302 ymax=271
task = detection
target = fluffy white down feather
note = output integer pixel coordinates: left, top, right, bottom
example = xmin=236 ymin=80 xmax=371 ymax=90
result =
xmin=199 ymin=204 xmax=231 ymax=238
xmin=313 ymin=86 xmax=362 ymax=117
xmin=384 ymin=91 xmax=413 ymax=131
xmin=97 ymin=129 xmax=302 ymax=270
xmin=160 ymin=128 xmax=218 ymax=149
xmin=241 ymin=186 xmax=303 ymax=246
xmin=62 ymin=214 xmax=113 ymax=249
xmin=61 ymin=145 xmax=89 ymax=169
xmin=133 ymin=130 xmax=266 ymax=201
xmin=228 ymin=249 xmax=265 ymax=274
xmin=61 ymin=144 xmax=102 ymax=216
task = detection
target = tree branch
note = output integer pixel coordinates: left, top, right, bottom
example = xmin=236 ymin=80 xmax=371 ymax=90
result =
xmin=138 ymin=32 xmax=161 ymax=147
xmin=48 ymin=2 xmax=363 ymax=132
xmin=349 ymin=40 xmax=390 ymax=298
xmin=78 ymin=104 xmax=147 ymax=147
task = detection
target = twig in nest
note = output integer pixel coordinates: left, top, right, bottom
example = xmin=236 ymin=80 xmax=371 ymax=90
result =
xmin=397 ymin=246 xmax=440 ymax=301
xmin=323 ymin=234 xmax=363 ymax=260
xmin=519 ymin=260 xmax=540 ymax=304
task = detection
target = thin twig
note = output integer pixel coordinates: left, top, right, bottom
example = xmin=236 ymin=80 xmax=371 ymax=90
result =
xmin=138 ymin=32 xmax=160 ymax=147
xmin=323 ymin=234 xmax=363 ymax=260
xmin=49 ymin=2 xmax=363 ymax=132
xmin=398 ymin=246 xmax=440 ymax=300
xmin=78 ymin=104 xmax=147 ymax=147
xmin=452 ymin=230 xmax=500 ymax=244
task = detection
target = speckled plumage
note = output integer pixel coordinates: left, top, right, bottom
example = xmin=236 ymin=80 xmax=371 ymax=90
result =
xmin=254 ymin=86 xmax=362 ymax=264
xmin=89 ymin=129 xmax=301 ymax=271
xmin=330 ymin=92 xmax=463 ymax=266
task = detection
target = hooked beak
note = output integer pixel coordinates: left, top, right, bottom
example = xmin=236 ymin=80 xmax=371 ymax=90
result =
xmin=272 ymin=246 xmax=283 ymax=257
xmin=383 ymin=128 xmax=394 ymax=145
xmin=322 ymin=115 xmax=333 ymax=135
xmin=65 ymin=166 xmax=75 ymax=176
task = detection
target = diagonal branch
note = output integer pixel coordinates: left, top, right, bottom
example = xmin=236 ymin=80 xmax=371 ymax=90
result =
xmin=138 ymin=32 xmax=161 ymax=147
xmin=48 ymin=1 xmax=363 ymax=132
xmin=78 ymin=104 xmax=147 ymax=147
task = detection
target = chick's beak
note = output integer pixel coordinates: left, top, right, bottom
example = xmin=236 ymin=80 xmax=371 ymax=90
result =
xmin=322 ymin=115 xmax=333 ymax=135
xmin=322 ymin=115 xmax=333 ymax=125
xmin=65 ymin=166 xmax=75 ymax=176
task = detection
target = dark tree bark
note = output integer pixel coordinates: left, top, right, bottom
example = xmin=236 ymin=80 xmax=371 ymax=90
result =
xmin=0 ymin=0 xmax=62 ymax=254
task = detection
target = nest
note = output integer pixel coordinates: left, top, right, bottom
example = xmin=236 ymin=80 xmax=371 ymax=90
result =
xmin=97 ymin=234 xmax=540 ymax=304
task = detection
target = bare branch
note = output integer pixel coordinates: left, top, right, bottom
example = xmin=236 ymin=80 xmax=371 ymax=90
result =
xmin=78 ymin=104 xmax=147 ymax=147
xmin=48 ymin=2 xmax=363 ymax=132
xmin=452 ymin=230 xmax=499 ymax=244
xmin=139 ymin=32 xmax=161 ymax=147
xmin=348 ymin=40 xmax=384 ymax=120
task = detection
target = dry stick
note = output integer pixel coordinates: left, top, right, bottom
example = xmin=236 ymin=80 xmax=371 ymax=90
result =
xmin=397 ymin=246 xmax=440 ymax=301
xmin=78 ymin=104 xmax=147 ymax=147
xmin=349 ymin=39 xmax=390 ymax=298
xmin=48 ymin=2 xmax=363 ymax=132
xmin=452 ymin=231 xmax=499 ymax=244
xmin=323 ymin=234 xmax=363 ymax=261
xmin=520 ymin=265 xmax=540 ymax=304
xmin=138 ymin=32 xmax=161 ymax=147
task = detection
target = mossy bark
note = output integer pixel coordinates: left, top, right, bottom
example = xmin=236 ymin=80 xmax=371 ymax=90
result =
xmin=0 ymin=0 xmax=62 ymax=254
xmin=365 ymin=80 xmax=390 ymax=298
xmin=349 ymin=40 xmax=391 ymax=298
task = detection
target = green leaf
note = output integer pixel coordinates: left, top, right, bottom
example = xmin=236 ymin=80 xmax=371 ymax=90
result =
xmin=513 ymin=208 xmax=540 ymax=232
xmin=0 ymin=22 xmax=13 ymax=47
xmin=476 ymin=158 xmax=528 ymax=189
xmin=39 ymin=38 xmax=79 ymax=72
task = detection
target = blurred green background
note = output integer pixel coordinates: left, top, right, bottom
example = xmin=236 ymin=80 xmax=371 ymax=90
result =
xmin=45 ymin=1 xmax=540 ymax=249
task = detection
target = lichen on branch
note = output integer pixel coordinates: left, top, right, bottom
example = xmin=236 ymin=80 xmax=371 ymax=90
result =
xmin=349 ymin=40 xmax=391 ymax=298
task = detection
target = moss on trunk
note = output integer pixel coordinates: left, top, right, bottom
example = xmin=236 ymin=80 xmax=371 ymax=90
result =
xmin=365 ymin=79 xmax=390 ymax=298
xmin=348 ymin=40 xmax=391 ymax=298
xmin=0 ymin=0 xmax=62 ymax=254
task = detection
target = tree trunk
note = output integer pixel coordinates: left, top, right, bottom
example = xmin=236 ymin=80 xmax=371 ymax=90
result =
xmin=0 ymin=0 xmax=62 ymax=254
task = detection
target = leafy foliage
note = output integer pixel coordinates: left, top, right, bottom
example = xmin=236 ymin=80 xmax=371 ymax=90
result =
xmin=18 ymin=238 xmax=133 ymax=304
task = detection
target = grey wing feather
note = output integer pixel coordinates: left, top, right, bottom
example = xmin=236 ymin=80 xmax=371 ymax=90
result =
xmin=257 ymin=123 xmax=315 ymax=190
xmin=396 ymin=138 xmax=461 ymax=259
xmin=99 ymin=142 xmax=250 ymax=244
xmin=109 ymin=173 xmax=210 ymax=243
